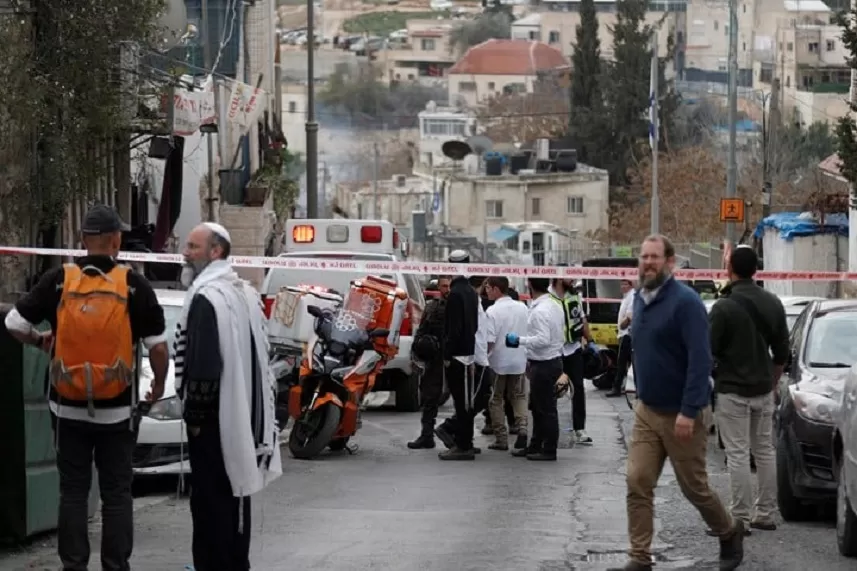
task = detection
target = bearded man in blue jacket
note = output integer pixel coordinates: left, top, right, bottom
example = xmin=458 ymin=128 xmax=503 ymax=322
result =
xmin=609 ymin=234 xmax=745 ymax=571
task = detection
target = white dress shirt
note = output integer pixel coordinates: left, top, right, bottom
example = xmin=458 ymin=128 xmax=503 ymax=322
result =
xmin=519 ymin=293 xmax=565 ymax=361
xmin=486 ymin=296 xmax=528 ymax=374
xmin=474 ymin=302 xmax=490 ymax=367
xmin=618 ymin=289 xmax=635 ymax=338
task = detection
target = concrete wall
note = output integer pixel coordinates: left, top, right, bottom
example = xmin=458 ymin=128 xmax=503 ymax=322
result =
xmin=219 ymin=193 xmax=274 ymax=289
xmin=444 ymin=170 xmax=609 ymax=239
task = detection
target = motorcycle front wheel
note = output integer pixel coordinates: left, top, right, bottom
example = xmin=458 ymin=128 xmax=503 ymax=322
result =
xmin=288 ymin=404 xmax=341 ymax=460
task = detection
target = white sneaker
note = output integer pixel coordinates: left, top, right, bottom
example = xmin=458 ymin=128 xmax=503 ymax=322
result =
xmin=575 ymin=430 xmax=593 ymax=445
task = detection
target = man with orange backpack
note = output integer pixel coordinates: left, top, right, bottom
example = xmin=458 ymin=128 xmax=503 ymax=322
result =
xmin=4 ymin=204 xmax=169 ymax=571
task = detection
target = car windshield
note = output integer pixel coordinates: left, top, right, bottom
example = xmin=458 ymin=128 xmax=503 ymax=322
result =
xmin=804 ymin=310 xmax=857 ymax=367
xmin=142 ymin=304 xmax=182 ymax=357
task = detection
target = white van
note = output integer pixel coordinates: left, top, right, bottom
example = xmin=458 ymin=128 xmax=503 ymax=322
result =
xmin=260 ymin=219 xmax=424 ymax=411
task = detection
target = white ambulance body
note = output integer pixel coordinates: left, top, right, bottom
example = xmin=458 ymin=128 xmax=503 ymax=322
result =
xmin=260 ymin=219 xmax=424 ymax=412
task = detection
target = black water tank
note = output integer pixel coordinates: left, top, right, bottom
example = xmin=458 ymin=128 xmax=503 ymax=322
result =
xmin=509 ymin=154 xmax=529 ymax=174
xmin=535 ymin=159 xmax=555 ymax=173
xmin=485 ymin=156 xmax=503 ymax=176
xmin=555 ymin=150 xmax=578 ymax=172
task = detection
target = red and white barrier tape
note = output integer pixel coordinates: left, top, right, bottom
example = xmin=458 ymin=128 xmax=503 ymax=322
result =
xmin=0 ymin=245 xmax=853 ymax=281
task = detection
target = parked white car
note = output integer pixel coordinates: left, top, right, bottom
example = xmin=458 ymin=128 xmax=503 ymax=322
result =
xmin=133 ymin=289 xmax=185 ymax=477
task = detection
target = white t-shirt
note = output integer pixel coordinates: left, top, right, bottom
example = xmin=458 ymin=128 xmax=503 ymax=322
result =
xmin=618 ymin=289 xmax=636 ymax=338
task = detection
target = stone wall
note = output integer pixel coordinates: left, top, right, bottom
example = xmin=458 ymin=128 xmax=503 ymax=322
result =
xmin=219 ymin=193 xmax=274 ymax=290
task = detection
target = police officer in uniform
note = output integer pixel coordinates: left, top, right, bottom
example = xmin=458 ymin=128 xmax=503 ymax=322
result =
xmin=408 ymin=276 xmax=451 ymax=449
xmin=550 ymin=279 xmax=592 ymax=445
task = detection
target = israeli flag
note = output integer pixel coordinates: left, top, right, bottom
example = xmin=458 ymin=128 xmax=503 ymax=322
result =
xmin=648 ymin=47 xmax=658 ymax=150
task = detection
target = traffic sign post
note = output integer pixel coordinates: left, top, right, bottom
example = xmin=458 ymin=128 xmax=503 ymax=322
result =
xmin=720 ymin=198 xmax=745 ymax=223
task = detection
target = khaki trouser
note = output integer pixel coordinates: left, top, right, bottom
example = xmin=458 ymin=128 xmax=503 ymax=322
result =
xmin=626 ymin=402 xmax=732 ymax=565
xmin=489 ymin=373 xmax=528 ymax=445
xmin=716 ymin=391 xmax=778 ymax=526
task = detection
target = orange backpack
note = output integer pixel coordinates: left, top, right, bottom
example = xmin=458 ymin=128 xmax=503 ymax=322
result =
xmin=50 ymin=264 xmax=134 ymax=412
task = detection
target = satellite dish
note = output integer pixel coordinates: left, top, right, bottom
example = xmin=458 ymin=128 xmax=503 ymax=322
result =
xmin=467 ymin=135 xmax=494 ymax=156
xmin=442 ymin=140 xmax=472 ymax=161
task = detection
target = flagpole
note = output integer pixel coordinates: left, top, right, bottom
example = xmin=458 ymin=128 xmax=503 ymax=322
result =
xmin=650 ymin=31 xmax=659 ymax=235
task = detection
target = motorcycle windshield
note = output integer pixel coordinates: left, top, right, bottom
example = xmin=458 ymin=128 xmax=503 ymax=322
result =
xmin=325 ymin=301 xmax=372 ymax=351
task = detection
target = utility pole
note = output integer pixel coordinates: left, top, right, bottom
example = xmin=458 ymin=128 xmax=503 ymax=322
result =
xmin=372 ymin=142 xmax=379 ymax=218
xmin=725 ymin=0 xmax=739 ymax=244
xmin=305 ymin=0 xmax=319 ymax=218
xmin=762 ymin=78 xmax=780 ymax=219
xmin=201 ymin=0 xmax=215 ymax=222
xmin=649 ymin=31 xmax=660 ymax=235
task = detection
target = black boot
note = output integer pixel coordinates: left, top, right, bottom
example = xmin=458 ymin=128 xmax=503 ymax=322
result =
xmin=719 ymin=520 xmax=745 ymax=571
xmin=606 ymin=388 xmax=623 ymax=397
xmin=513 ymin=432 xmax=528 ymax=449
xmin=407 ymin=434 xmax=435 ymax=449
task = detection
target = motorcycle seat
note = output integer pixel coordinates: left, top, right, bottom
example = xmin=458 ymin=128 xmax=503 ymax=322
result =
xmin=331 ymin=366 xmax=351 ymax=384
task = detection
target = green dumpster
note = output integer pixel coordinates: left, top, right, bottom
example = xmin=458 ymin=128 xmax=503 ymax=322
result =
xmin=0 ymin=304 xmax=98 ymax=543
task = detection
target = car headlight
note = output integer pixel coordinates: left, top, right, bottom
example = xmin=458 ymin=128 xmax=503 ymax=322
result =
xmin=147 ymin=396 xmax=183 ymax=421
xmin=789 ymin=386 xmax=840 ymax=424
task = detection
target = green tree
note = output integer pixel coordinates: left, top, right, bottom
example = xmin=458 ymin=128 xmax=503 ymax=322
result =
xmin=567 ymin=0 xmax=612 ymax=169
xmin=834 ymin=6 xmax=857 ymax=195
xmin=447 ymin=12 xmax=512 ymax=55
xmin=570 ymin=0 xmax=600 ymax=109
xmin=0 ymin=0 xmax=164 ymax=243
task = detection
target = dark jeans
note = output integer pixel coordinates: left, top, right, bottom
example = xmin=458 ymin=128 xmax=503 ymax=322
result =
xmin=445 ymin=361 xmax=492 ymax=450
xmin=188 ymin=424 xmax=252 ymax=571
xmin=562 ymin=351 xmax=586 ymax=431
xmin=613 ymin=335 xmax=632 ymax=392
xmin=419 ymin=360 xmax=445 ymax=437
xmin=528 ymin=358 xmax=563 ymax=455
xmin=52 ymin=416 xmax=136 ymax=571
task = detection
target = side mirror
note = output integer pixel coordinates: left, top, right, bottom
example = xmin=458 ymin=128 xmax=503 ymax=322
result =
xmin=307 ymin=305 xmax=323 ymax=318
xmin=369 ymin=328 xmax=390 ymax=339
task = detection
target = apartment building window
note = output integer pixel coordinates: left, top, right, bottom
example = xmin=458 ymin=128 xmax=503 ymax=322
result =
xmin=458 ymin=81 xmax=477 ymax=92
xmin=742 ymin=42 xmax=746 ymax=51
xmin=786 ymin=75 xmax=791 ymax=87
xmin=288 ymin=101 xmax=296 ymax=113
xmin=421 ymin=38 xmax=435 ymax=51
xmin=567 ymin=196 xmax=584 ymax=215
xmin=808 ymin=42 xmax=818 ymax=52
xmin=742 ymin=3 xmax=746 ymax=12
xmin=488 ymin=81 xmax=495 ymax=90
xmin=423 ymin=119 xmax=466 ymax=137
xmin=714 ymin=21 xmax=718 ymax=31
xmin=827 ymin=39 xmax=836 ymax=51
xmin=724 ymin=24 xmax=729 ymax=37
xmin=548 ymin=31 xmax=560 ymax=44
xmin=486 ymin=200 xmax=504 ymax=219
xmin=787 ymin=42 xmax=793 ymax=51
xmin=760 ymin=67 xmax=773 ymax=83
xmin=529 ymin=31 xmax=537 ymax=40
xmin=532 ymin=197 xmax=541 ymax=216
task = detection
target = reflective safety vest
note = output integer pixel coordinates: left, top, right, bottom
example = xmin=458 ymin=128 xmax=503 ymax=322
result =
xmin=550 ymin=292 xmax=585 ymax=344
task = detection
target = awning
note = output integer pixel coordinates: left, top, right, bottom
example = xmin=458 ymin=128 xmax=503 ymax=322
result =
xmin=490 ymin=227 xmax=520 ymax=242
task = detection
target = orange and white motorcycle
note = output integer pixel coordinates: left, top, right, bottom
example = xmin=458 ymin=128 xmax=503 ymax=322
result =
xmin=287 ymin=276 xmax=408 ymax=459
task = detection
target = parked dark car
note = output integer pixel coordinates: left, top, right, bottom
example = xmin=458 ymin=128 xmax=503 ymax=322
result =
xmin=777 ymin=299 xmax=857 ymax=521
xmin=833 ymin=344 xmax=857 ymax=557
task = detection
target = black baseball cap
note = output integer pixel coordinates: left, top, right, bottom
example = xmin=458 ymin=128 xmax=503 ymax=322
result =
xmin=81 ymin=204 xmax=130 ymax=235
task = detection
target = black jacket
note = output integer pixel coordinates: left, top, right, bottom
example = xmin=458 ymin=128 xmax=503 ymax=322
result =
xmin=710 ymin=280 xmax=789 ymax=397
xmin=444 ymin=276 xmax=478 ymax=359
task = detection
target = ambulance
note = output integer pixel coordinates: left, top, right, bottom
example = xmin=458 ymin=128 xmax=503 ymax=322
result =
xmin=260 ymin=219 xmax=424 ymax=412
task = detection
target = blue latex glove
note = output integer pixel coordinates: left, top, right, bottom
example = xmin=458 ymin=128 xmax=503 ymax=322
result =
xmin=505 ymin=333 xmax=520 ymax=348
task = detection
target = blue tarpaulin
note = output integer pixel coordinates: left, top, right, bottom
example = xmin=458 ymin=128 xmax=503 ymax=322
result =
xmin=491 ymin=227 xmax=520 ymax=242
xmin=753 ymin=212 xmax=849 ymax=241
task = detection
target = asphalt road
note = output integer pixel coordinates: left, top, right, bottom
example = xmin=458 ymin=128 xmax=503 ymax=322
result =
xmin=0 ymin=387 xmax=853 ymax=570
